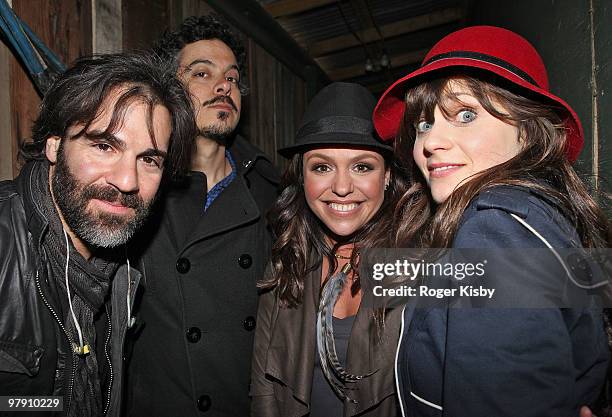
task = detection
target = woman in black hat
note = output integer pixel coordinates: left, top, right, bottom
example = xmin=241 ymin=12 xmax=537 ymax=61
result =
xmin=250 ymin=82 xmax=408 ymax=416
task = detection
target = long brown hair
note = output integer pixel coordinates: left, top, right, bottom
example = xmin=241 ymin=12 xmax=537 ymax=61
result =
xmin=261 ymin=151 xmax=410 ymax=308
xmin=393 ymin=73 xmax=610 ymax=249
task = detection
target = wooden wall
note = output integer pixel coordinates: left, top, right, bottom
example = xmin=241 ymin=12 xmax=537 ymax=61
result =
xmin=469 ymin=0 xmax=611 ymax=196
xmin=0 ymin=0 xmax=307 ymax=180
xmin=242 ymin=41 xmax=306 ymax=169
xmin=0 ymin=0 xmax=92 ymax=179
xmin=0 ymin=26 xmax=12 ymax=180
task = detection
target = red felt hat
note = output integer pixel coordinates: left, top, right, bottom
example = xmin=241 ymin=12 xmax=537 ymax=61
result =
xmin=373 ymin=25 xmax=584 ymax=162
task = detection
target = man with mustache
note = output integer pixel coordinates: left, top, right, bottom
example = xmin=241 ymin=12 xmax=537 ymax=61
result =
xmin=0 ymin=53 xmax=195 ymax=417
xmin=124 ymin=14 xmax=279 ymax=417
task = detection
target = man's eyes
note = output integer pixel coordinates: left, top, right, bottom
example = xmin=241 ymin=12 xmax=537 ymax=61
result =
xmin=93 ymin=142 xmax=113 ymax=152
xmin=191 ymin=70 xmax=239 ymax=84
xmin=141 ymin=156 xmax=163 ymax=168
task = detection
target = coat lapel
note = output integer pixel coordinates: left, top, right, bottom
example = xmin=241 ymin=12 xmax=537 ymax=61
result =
xmin=179 ymin=175 xmax=260 ymax=252
xmin=162 ymin=173 xmax=207 ymax=251
xmin=266 ymin=264 xmax=321 ymax=408
xmin=346 ymin=303 xmax=403 ymax=415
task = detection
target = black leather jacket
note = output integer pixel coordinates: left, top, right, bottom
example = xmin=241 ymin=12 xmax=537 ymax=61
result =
xmin=0 ymin=162 xmax=139 ymax=417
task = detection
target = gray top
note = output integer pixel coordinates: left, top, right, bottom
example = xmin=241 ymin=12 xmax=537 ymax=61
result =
xmin=310 ymin=315 xmax=356 ymax=416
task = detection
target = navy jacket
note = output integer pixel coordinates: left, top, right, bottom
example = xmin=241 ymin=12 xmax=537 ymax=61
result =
xmin=396 ymin=186 xmax=609 ymax=417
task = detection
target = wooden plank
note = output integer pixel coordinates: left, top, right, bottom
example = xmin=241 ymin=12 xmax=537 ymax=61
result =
xmin=265 ymin=0 xmax=338 ymax=18
xmin=326 ymin=48 xmax=427 ymax=81
xmin=122 ymin=0 xmax=169 ymax=50
xmin=243 ymin=39 xmax=308 ymax=168
xmin=246 ymin=40 xmax=277 ymax=159
xmin=0 ymin=42 xmax=13 ymax=179
xmin=93 ymin=0 xmax=122 ymax=53
xmin=594 ymin=0 xmax=612 ymax=193
xmin=10 ymin=0 xmax=92 ymax=174
xmin=274 ymin=60 xmax=301 ymax=169
xmin=279 ymin=70 xmax=307 ymax=171
xmin=166 ymin=0 xmax=184 ymax=29
xmin=309 ymin=7 xmax=463 ymax=57
xmin=0 ymin=0 xmax=11 ymax=179
xmin=179 ymin=0 xmax=215 ymax=22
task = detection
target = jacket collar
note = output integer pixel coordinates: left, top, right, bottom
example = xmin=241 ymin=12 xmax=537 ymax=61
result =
xmin=159 ymin=135 xmax=278 ymax=253
xmin=229 ymin=135 xmax=280 ymax=184
xmin=182 ymin=173 xmax=260 ymax=249
xmin=15 ymin=161 xmax=51 ymax=249
xmin=161 ymin=168 xmax=262 ymax=253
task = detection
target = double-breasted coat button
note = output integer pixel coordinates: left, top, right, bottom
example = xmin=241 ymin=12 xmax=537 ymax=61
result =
xmin=238 ymin=254 xmax=252 ymax=269
xmin=176 ymin=257 xmax=191 ymax=273
xmin=243 ymin=316 xmax=256 ymax=331
xmin=197 ymin=394 xmax=212 ymax=412
xmin=186 ymin=327 xmax=202 ymax=343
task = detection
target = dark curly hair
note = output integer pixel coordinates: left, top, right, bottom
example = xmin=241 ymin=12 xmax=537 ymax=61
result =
xmin=21 ymin=52 xmax=196 ymax=179
xmin=154 ymin=14 xmax=248 ymax=95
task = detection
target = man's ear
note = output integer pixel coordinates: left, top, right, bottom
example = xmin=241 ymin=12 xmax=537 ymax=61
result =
xmin=45 ymin=136 xmax=61 ymax=164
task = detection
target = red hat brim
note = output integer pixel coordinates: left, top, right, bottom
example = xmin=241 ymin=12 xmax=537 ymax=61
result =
xmin=373 ymin=57 xmax=584 ymax=162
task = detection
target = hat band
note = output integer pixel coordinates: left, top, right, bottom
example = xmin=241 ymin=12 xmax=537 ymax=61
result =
xmin=296 ymin=116 xmax=373 ymax=139
xmin=422 ymin=51 xmax=539 ymax=87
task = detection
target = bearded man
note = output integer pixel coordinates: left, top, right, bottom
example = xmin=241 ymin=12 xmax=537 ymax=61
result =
xmin=125 ymin=14 xmax=279 ymax=417
xmin=0 ymin=52 xmax=195 ymax=417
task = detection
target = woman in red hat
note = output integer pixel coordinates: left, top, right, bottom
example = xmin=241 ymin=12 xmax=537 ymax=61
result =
xmin=251 ymin=82 xmax=409 ymax=416
xmin=373 ymin=26 xmax=611 ymax=416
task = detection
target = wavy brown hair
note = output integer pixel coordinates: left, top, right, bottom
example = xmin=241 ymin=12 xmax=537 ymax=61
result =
xmin=22 ymin=52 xmax=196 ymax=179
xmin=393 ymin=72 xmax=610 ymax=249
xmin=261 ymin=150 xmax=410 ymax=308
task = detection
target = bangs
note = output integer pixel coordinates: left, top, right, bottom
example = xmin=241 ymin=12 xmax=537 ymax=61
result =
xmin=402 ymin=78 xmax=447 ymax=130
xmin=401 ymin=74 xmax=523 ymax=135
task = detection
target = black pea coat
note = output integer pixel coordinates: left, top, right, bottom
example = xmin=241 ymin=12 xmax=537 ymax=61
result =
xmin=125 ymin=136 xmax=279 ymax=417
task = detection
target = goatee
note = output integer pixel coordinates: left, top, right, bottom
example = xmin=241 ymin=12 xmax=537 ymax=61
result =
xmin=198 ymin=96 xmax=238 ymax=145
xmin=198 ymin=123 xmax=234 ymax=145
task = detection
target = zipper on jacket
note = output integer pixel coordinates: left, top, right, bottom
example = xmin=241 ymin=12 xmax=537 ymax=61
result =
xmin=394 ymin=304 xmax=408 ymax=417
xmin=103 ymin=307 xmax=113 ymax=416
xmin=35 ymin=269 xmax=77 ymax=414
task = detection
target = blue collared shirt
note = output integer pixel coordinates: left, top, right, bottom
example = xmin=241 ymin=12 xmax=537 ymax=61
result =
xmin=204 ymin=150 xmax=236 ymax=211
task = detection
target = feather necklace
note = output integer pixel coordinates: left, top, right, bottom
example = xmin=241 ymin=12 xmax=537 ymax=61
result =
xmin=316 ymin=258 xmax=373 ymax=403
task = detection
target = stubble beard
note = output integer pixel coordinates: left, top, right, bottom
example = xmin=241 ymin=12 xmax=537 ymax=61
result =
xmin=51 ymin=144 xmax=153 ymax=249
xmin=198 ymin=120 xmax=234 ymax=145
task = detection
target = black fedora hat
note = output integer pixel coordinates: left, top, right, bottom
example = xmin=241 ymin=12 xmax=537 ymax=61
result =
xmin=278 ymin=82 xmax=393 ymax=158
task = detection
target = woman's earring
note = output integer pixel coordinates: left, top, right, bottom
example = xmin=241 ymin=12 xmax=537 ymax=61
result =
xmin=385 ymin=182 xmax=389 ymax=191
